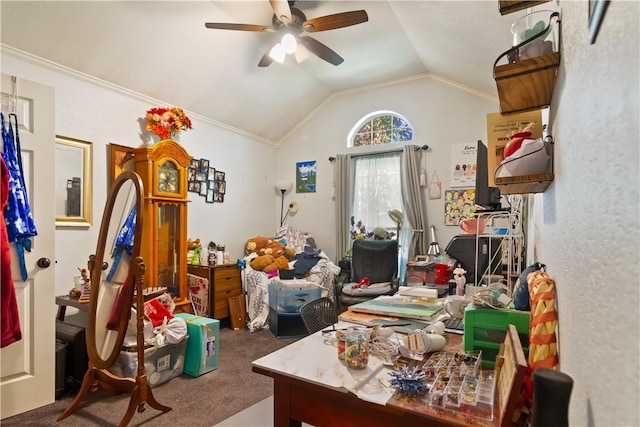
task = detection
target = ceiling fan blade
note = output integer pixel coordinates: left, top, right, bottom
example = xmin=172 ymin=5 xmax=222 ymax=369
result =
xmin=269 ymin=0 xmax=292 ymax=24
xmin=205 ymin=22 xmax=273 ymax=32
xmin=302 ymin=10 xmax=368 ymax=33
xmin=299 ymin=36 xmax=344 ymax=66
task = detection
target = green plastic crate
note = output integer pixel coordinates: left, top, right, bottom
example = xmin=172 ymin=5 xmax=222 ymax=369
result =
xmin=463 ymin=305 xmax=530 ymax=368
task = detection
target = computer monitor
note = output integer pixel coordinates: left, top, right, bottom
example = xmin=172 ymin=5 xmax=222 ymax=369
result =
xmin=474 ymin=140 xmax=502 ymax=211
xmin=444 ymin=234 xmax=502 ymax=285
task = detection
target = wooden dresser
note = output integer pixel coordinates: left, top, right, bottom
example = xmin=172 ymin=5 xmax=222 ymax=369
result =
xmin=187 ymin=264 xmax=242 ymax=319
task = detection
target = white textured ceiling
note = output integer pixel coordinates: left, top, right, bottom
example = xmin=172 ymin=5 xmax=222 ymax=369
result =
xmin=0 ymin=1 xmax=537 ymax=144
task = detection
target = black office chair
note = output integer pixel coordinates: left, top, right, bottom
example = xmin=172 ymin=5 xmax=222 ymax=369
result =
xmin=335 ymin=239 xmax=399 ymax=311
xmin=299 ymin=297 xmax=338 ymax=335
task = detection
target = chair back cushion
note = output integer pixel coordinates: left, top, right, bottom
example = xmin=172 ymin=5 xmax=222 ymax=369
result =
xmin=350 ymin=239 xmax=398 ymax=284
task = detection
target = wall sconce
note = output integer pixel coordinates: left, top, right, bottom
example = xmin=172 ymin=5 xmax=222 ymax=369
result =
xmin=275 ymin=181 xmax=293 ymax=226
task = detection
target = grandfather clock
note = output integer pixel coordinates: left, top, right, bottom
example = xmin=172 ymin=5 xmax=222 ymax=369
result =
xmin=133 ymin=139 xmax=192 ymax=298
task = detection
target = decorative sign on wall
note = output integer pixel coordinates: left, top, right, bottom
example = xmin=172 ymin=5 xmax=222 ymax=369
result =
xmin=450 ymin=142 xmax=477 ymax=188
xmin=444 ymin=188 xmax=476 ymax=226
xmin=188 ymin=158 xmax=226 ymax=203
xmin=296 ymin=160 xmax=316 ymax=193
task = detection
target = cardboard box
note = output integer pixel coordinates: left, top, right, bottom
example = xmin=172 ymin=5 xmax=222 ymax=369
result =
xmin=175 ymin=313 xmax=220 ymax=377
xmin=486 ymin=110 xmax=543 ymax=186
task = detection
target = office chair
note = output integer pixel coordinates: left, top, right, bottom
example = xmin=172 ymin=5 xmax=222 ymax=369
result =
xmin=335 ymin=239 xmax=399 ymax=310
xmin=299 ymin=297 xmax=338 ymax=335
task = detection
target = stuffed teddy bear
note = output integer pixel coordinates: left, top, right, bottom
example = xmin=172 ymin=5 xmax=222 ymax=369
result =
xmin=250 ymin=253 xmax=290 ymax=273
xmin=245 ymin=235 xmax=269 ymax=255
xmin=262 ymin=239 xmax=286 ymax=257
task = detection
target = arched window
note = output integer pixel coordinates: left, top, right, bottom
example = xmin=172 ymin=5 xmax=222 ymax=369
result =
xmin=348 ymin=111 xmax=413 ymax=147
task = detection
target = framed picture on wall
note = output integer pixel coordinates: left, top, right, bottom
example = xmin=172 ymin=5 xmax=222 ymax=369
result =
xmin=214 ymin=192 xmax=224 ymax=203
xmin=444 ymin=188 xmax=476 ymax=226
xmin=208 ymin=167 xmax=216 ymax=181
xmin=214 ymin=170 xmax=225 ymax=181
xmin=108 ymin=142 xmax=135 ymax=185
xmin=200 ymin=158 xmax=210 ymax=172
xmin=199 ymin=181 xmax=208 ymax=196
xmin=217 ymin=180 xmax=226 ymax=194
xmin=190 ymin=158 xmax=200 ymax=169
xmin=206 ymin=189 xmax=214 ymax=203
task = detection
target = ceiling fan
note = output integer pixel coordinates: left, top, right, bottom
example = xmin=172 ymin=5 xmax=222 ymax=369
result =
xmin=204 ymin=0 xmax=368 ymax=67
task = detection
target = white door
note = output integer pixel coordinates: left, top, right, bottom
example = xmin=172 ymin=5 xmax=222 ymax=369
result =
xmin=0 ymin=74 xmax=56 ymax=419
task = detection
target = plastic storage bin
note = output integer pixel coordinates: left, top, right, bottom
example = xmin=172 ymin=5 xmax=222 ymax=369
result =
xmin=463 ymin=305 xmax=530 ymax=367
xmin=109 ymin=337 xmax=188 ymax=387
xmin=268 ymin=279 xmax=322 ymax=313
xmin=175 ymin=313 xmax=220 ymax=377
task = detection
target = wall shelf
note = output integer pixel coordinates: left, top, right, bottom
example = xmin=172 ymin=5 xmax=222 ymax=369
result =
xmin=493 ymin=11 xmax=561 ymax=114
xmin=498 ymin=0 xmax=551 ymax=16
xmin=495 ymin=173 xmax=554 ymax=194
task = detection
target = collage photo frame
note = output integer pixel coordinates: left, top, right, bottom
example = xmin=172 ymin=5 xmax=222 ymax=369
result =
xmin=188 ymin=157 xmax=226 ymax=203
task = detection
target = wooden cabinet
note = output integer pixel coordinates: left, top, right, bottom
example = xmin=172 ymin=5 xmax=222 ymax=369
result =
xmin=187 ymin=264 xmax=242 ymax=319
xmin=133 ymin=139 xmax=192 ymax=298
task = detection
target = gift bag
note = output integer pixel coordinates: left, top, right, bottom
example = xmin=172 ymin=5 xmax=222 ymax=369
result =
xmin=427 ymin=170 xmax=442 ymax=200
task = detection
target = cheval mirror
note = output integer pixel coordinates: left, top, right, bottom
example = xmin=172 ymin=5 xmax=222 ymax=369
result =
xmin=58 ymin=171 xmax=171 ymax=427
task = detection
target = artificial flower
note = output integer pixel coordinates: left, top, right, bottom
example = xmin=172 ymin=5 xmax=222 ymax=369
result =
xmin=146 ymin=106 xmax=193 ymax=139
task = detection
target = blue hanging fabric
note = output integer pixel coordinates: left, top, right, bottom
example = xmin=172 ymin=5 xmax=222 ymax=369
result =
xmin=106 ymin=206 xmax=137 ymax=282
xmin=1 ymin=113 xmax=38 ymax=280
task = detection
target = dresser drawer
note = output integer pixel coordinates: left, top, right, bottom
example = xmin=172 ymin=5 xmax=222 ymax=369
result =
xmin=213 ymin=265 xmax=239 ymax=281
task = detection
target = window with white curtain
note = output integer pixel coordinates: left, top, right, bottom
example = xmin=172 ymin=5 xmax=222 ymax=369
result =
xmin=348 ymin=111 xmax=413 ymax=238
xmin=351 ymin=153 xmax=402 ymax=236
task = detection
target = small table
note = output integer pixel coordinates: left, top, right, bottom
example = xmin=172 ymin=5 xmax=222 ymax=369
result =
xmin=252 ymin=324 xmax=499 ymax=427
xmin=55 ymin=295 xmax=89 ymax=321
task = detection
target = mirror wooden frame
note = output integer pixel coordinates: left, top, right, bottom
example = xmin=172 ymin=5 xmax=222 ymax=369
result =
xmin=55 ymin=135 xmax=93 ymax=227
xmin=58 ymin=171 xmax=171 ymax=427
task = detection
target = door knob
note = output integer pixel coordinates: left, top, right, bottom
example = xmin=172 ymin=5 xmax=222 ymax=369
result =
xmin=37 ymin=257 xmax=51 ymax=268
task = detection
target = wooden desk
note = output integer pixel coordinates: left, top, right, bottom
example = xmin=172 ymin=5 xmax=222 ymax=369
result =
xmin=252 ymin=325 xmax=498 ymax=427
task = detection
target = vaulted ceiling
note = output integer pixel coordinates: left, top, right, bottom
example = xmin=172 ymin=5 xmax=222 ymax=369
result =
xmin=1 ymin=1 xmax=531 ymax=144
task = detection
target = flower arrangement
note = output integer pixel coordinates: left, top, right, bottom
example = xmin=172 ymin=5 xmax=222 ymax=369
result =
xmin=146 ymin=106 xmax=192 ymax=139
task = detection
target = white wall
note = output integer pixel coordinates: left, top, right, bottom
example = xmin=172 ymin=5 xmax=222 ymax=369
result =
xmin=531 ymin=2 xmax=639 ymax=425
xmin=2 ymin=51 xmax=277 ymax=301
xmin=276 ymin=76 xmax=499 ymax=260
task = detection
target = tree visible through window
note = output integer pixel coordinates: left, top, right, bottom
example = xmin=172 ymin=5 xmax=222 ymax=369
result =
xmin=349 ymin=111 xmax=413 ymax=147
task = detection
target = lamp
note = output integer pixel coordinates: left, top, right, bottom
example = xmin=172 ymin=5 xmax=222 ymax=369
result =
xmin=427 ymin=225 xmax=441 ymax=258
xmin=275 ymin=181 xmax=293 ymax=226
xmin=388 ymin=209 xmax=404 ymax=238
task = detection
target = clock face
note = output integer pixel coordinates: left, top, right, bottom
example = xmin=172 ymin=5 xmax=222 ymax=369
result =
xmin=158 ymin=161 xmax=179 ymax=193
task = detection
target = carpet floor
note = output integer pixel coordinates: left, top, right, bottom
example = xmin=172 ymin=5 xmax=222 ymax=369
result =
xmin=2 ymin=327 xmax=298 ymax=427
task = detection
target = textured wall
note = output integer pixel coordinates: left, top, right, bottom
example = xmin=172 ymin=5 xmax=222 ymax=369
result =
xmin=528 ymin=1 xmax=639 ymax=425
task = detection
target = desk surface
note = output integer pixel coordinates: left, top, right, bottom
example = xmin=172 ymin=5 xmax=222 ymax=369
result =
xmin=253 ymin=322 xmax=499 ymax=427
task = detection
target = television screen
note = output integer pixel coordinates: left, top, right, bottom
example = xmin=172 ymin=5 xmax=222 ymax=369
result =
xmin=474 ymin=140 xmax=502 ymax=211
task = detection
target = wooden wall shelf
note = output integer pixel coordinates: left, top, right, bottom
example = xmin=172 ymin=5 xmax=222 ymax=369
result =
xmin=496 ymin=172 xmax=554 ymax=194
xmin=494 ymin=52 xmax=560 ymax=114
xmin=498 ymin=0 xmax=551 ymax=16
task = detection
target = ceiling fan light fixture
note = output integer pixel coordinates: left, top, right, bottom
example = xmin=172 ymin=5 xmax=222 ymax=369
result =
xmin=269 ymin=43 xmax=286 ymax=63
xmin=294 ymin=44 xmax=310 ymax=63
xmin=281 ymin=33 xmax=297 ymax=54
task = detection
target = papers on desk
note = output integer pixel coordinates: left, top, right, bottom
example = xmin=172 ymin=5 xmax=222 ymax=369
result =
xmin=348 ymin=295 xmax=443 ymax=321
xmin=338 ymin=310 xmax=429 ymax=334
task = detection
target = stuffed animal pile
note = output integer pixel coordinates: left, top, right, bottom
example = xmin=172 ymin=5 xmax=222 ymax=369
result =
xmin=245 ymin=235 xmax=296 ymax=274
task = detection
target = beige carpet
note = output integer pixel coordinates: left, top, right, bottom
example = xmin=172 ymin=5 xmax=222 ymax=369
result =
xmin=214 ymin=396 xmax=312 ymax=427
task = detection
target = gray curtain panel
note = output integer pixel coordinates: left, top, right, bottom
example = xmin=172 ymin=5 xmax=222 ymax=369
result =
xmin=333 ymin=154 xmax=350 ymax=263
xmin=401 ymin=145 xmax=428 ymax=262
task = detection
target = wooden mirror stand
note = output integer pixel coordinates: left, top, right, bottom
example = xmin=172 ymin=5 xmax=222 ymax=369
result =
xmin=58 ymin=171 xmax=171 ymax=427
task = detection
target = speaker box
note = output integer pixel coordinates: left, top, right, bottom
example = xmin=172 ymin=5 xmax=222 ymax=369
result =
xmin=55 ymin=320 xmax=88 ymax=391
xmin=55 ymin=339 xmax=67 ymax=398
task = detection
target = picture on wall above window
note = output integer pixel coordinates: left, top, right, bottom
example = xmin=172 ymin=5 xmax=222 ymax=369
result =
xmin=444 ymin=188 xmax=476 ymax=226
xmin=296 ymin=160 xmax=316 ymax=193
xmin=450 ymin=142 xmax=477 ymax=188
